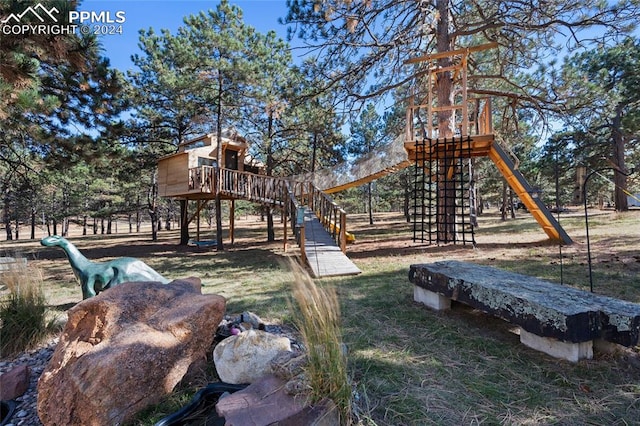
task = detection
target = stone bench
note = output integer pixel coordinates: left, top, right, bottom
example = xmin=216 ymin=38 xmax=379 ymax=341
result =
xmin=0 ymin=257 xmax=27 ymax=272
xmin=409 ymin=260 xmax=640 ymax=362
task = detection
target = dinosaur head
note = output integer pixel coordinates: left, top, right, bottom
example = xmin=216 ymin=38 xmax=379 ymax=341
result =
xmin=41 ymin=235 xmax=67 ymax=247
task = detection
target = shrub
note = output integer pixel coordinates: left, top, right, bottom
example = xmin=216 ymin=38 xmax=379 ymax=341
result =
xmin=0 ymin=258 xmax=56 ymax=358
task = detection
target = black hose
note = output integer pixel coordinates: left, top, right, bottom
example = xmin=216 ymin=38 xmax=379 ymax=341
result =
xmin=1 ymin=400 xmax=16 ymax=426
xmin=154 ymin=382 xmax=248 ymax=426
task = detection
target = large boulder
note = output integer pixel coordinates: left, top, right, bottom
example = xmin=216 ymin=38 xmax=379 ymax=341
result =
xmin=213 ymin=329 xmax=292 ymax=384
xmin=37 ymin=278 xmax=225 ymax=426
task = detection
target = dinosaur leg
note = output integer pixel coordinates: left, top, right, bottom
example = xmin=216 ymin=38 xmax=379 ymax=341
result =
xmin=83 ymin=277 xmax=97 ymax=299
xmin=98 ymin=268 xmax=116 ymax=293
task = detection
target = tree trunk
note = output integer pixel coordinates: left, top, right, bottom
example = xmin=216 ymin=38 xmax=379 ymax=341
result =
xmin=469 ymin=161 xmax=478 ymax=227
xmin=367 ymin=182 xmax=374 ymax=225
xmin=266 ymin=206 xmax=275 ymax=242
xmin=180 ymin=200 xmax=190 ymax=245
xmin=311 ymin=132 xmax=318 ymax=172
xmin=501 ymin=180 xmax=508 ymax=221
xmin=148 ymin=170 xmax=159 ymax=241
xmin=214 ymin=77 xmax=224 ymax=251
xmin=136 ymin=195 xmax=141 ymax=233
xmin=509 ymin=189 xmax=516 ymax=219
xmin=31 ymin=208 xmax=36 ymax=240
xmin=403 ymin=172 xmax=411 ymax=222
xmin=3 ymin=191 xmax=12 ymax=241
xmin=612 ymin=105 xmax=628 ymax=211
xmin=435 ymin=0 xmax=456 ymax=242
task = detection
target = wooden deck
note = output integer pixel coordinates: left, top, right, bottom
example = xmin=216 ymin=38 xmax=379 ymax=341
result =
xmin=302 ymin=208 xmax=361 ymax=278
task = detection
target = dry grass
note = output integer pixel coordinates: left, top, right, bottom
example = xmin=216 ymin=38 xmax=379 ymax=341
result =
xmin=0 ymin=259 xmax=58 ymax=357
xmin=288 ymin=258 xmax=352 ymax=423
xmin=1 ymin=209 xmax=639 ymax=425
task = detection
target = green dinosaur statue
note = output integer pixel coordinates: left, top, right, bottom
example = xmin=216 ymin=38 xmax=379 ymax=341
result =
xmin=41 ymin=235 xmax=170 ymax=299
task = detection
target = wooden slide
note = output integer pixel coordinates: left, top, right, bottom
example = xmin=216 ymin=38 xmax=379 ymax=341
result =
xmin=488 ymin=143 xmax=573 ymax=244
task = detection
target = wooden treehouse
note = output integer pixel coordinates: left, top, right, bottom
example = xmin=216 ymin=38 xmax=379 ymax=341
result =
xmin=156 ymin=131 xmax=361 ymax=277
xmin=158 ymin=131 xmax=264 ymax=200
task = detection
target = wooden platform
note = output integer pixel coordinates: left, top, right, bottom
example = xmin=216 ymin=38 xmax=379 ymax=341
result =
xmin=302 ymin=209 xmax=361 ymax=278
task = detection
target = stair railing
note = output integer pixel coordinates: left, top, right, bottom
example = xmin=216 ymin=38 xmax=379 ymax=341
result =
xmin=284 ymin=180 xmax=307 ymax=263
xmin=308 ymin=182 xmax=348 ymax=253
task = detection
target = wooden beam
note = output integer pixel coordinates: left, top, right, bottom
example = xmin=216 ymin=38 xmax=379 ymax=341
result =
xmin=404 ymin=42 xmax=499 ymax=65
xmin=187 ymin=199 xmax=210 ymax=225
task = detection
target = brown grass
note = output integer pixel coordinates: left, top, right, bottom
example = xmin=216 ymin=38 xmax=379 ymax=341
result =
xmin=1 ymin=208 xmax=639 ymax=425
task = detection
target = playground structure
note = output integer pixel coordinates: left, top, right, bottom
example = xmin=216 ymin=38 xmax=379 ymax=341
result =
xmin=156 ymin=45 xmax=572 ymax=276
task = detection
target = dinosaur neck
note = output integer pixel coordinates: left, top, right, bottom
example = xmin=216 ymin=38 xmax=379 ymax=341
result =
xmin=58 ymin=240 xmax=92 ymax=272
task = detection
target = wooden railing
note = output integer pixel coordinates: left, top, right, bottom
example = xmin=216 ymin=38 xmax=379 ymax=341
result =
xmin=219 ymin=168 xmax=292 ymax=206
xmin=285 ymin=180 xmax=308 ymax=262
xmin=188 ymin=166 xmax=215 ymax=192
xmin=187 ymin=166 xmax=349 ymax=254
xmin=405 ymin=96 xmax=493 ymax=142
xmin=309 ymin=183 xmax=348 ymax=252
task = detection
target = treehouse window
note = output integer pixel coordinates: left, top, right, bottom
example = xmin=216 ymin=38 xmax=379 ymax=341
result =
xmin=183 ymin=140 xmax=207 ymax=151
xmin=198 ymin=157 xmax=217 ymax=167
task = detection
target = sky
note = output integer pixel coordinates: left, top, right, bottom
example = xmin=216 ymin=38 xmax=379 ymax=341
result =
xmin=79 ymin=0 xmax=295 ymax=72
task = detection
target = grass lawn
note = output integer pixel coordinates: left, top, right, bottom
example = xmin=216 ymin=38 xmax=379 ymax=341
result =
xmin=2 ymin=207 xmax=639 ymax=425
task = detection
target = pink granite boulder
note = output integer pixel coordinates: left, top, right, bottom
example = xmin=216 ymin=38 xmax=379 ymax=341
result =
xmin=37 ymin=277 xmax=225 ymax=426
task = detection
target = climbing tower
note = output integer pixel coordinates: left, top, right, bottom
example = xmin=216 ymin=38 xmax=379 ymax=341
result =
xmin=405 ymin=44 xmax=495 ymax=245
xmin=404 ymin=43 xmax=572 ymax=245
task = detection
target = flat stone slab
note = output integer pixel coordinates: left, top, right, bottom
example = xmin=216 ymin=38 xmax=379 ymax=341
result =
xmin=215 ymin=375 xmax=307 ymax=425
xmin=0 ymin=256 xmax=27 ymax=272
xmin=409 ymin=260 xmax=640 ymax=347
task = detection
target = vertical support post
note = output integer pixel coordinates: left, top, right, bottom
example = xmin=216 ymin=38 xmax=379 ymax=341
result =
xmin=340 ymin=212 xmax=347 ymax=253
xmin=406 ymin=94 xmax=414 ymax=142
xmin=296 ymin=206 xmax=307 ymax=265
xmin=196 ymin=199 xmax=201 ymax=243
xmin=229 ymin=199 xmax=235 ymax=245
xmin=461 ymin=52 xmax=469 ymax=136
xmin=283 ymin=188 xmax=288 ymax=252
xmin=428 ymin=69 xmax=434 ymax=138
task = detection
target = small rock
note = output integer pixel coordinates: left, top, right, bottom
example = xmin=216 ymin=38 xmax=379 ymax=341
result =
xmin=213 ymin=330 xmax=292 ymax=384
xmin=0 ymin=364 xmax=30 ymax=400
xmin=270 ymin=351 xmax=307 ymax=381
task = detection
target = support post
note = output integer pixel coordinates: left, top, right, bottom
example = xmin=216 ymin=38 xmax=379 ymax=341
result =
xmin=196 ymin=199 xmax=201 ymax=242
xmin=230 ymin=199 xmax=235 ymax=245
